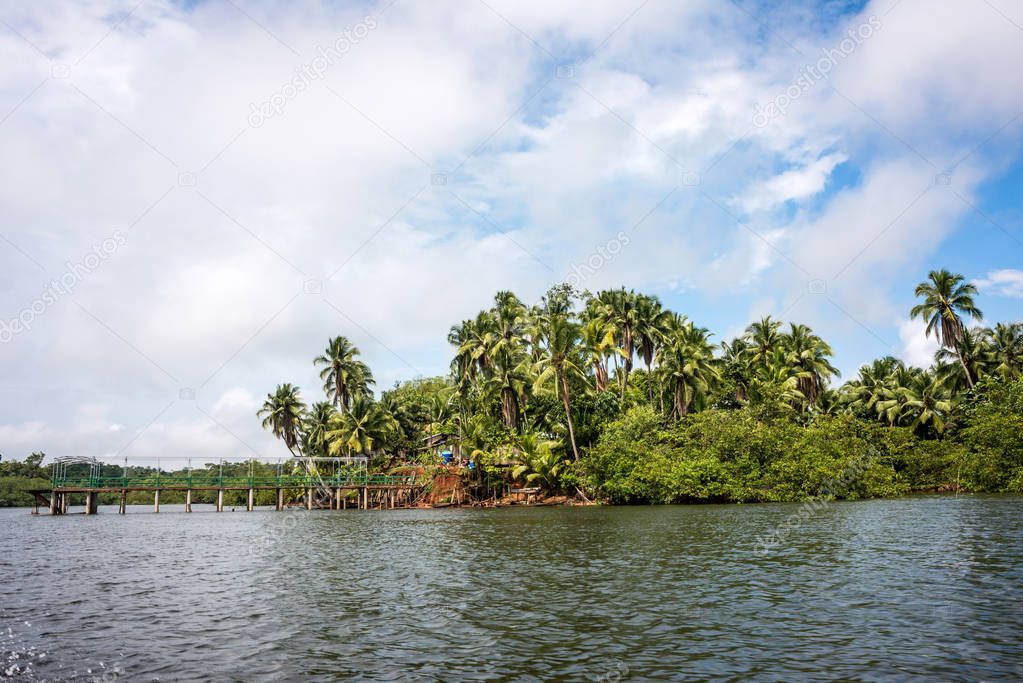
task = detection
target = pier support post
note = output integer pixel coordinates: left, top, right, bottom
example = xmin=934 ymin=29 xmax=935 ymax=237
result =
xmin=119 ymin=490 xmax=127 ymax=514
xmin=50 ymin=492 xmax=59 ymax=515
xmin=362 ymin=487 xmax=368 ymax=510
xmin=153 ymin=489 xmax=160 ymax=513
xmin=342 ymin=492 xmax=347 ymax=510
xmin=275 ymin=488 xmax=283 ymax=511
xmin=305 ymin=487 xmax=312 ymax=510
xmin=85 ymin=492 xmax=98 ymax=515
xmin=247 ymin=488 xmax=254 ymax=512
xmin=217 ymin=489 xmax=224 ymax=512
xmin=185 ymin=489 xmax=192 ymax=513
xmin=335 ymin=487 xmax=341 ymax=510
xmin=60 ymin=493 xmax=68 ymax=514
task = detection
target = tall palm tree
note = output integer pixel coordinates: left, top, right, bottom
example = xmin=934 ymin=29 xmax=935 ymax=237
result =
xmin=656 ymin=321 xmax=719 ymax=418
xmin=314 ymin=336 xmax=375 ymax=410
xmin=257 ymin=383 xmax=307 ymax=455
xmin=595 ymin=288 xmax=639 ymax=399
xmin=935 ymin=328 xmax=991 ymax=391
xmin=781 ymin=323 xmax=840 ymax=408
xmin=634 ymin=294 xmax=672 ymax=403
xmin=719 ymin=337 xmax=753 ymax=403
xmin=533 ymin=306 xmax=586 ymax=461
xmin=580 ymin=315 xmax=617 ymax=393
xmin=910 ymin=269 xmax=983 ymax=388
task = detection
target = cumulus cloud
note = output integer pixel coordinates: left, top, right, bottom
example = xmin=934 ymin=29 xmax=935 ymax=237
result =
xmin=898 ymin=318 xmax=940 ymax=368
xmin=974 ymin=269 xmax=1023 ymax=298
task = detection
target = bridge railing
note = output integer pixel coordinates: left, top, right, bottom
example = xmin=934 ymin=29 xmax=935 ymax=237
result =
xmin=51 ymin=473 xmax=418 ymax=489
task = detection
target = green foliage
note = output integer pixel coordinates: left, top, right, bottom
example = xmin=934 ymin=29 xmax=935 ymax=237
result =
xmin=585 ymin=407 xmax=914 ymax=504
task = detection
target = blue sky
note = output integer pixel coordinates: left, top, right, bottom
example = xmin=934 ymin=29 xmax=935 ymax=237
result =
xmin=0 ymin=0 xmax=1020 ymax=463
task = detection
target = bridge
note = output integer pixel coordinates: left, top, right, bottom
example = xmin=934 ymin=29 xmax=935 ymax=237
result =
xmin=32 ymin=456 xmax=424 ymax=515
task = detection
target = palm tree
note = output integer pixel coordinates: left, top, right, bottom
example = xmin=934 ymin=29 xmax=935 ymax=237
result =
xmin=985 ymin=322 xmax=1023 ymax=380
xmin=744 ymin=316 xmax=782 ymax=367
xmin=719 ymin=337 xmax=753 ymax=403
xmin=595 ymin=288 xmax=639 ymax=399
xmin=301 ymin=401 xmax=337 ymax=458
xmin=326 ymin=396 xmax=398 ymax=456
xmin=657 ymin=321 xmax=719 ymax=418
xmin=257 ymin=383 xmax=307 ymax=455
xmin=910 ymin=269 xmax=983 ymax=388
xmin=781 ymin=323 xmax=839 ymax=408
xmin=876 ymin=368 xmax=952 ymax=435
xmin=634 ymin=294 xmax=672 ymax=403
xmin=843 ymin=356 xmax=904 ymax=418
xmin=580 ymin=315 xmax=617 ymax=393
xmin=533 ymin=302 xmax=586 ymax=461
xmin=935 ymin=327 xmax=991 ymax=391
xmin=511 ymin=434 xmax=569 ymax=492
xmin=314 ymin=336 xmax=375 ymax=410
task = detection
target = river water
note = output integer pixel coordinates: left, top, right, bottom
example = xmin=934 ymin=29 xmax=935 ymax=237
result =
xmin=1 ymin=496 xmax=1021 ymax=681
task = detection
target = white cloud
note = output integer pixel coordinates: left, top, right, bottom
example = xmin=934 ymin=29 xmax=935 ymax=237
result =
xmin=739 ymin=152 xmax=847 ymax=213
xmin=898 ymin=318 xmax=940 ymax=368
xmin=974 ymin=269 xmax=1023 ymax=298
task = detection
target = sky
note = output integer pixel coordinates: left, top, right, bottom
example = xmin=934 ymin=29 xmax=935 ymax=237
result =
xmin=0 ymin=0 xmax=1020 ymax=465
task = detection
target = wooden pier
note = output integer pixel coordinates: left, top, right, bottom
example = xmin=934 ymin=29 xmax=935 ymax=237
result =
xmin=31 ymin=472 xmax=422 ymax=515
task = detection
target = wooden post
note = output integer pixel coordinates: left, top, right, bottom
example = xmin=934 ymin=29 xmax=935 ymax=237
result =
xmin=216 ymin=489 xmax=224 ymax=512
xmin=153 ymin=489 xmax=160 ymax=513
xmin=305 ymin=488 xmax=312 ymax=510
xmin=247 ymin=488 xmax=254 ymax=512
xmin=185 ymin=489 xmax=192 ymax=513
xmin=362 ymin=486 xmax=368 ymax=510
xmin=335 ymin=487 xmax=341 ymax=510
xmin=50 ymin=492 xmax=59 ymax=515
xmin=276 ymin=488 xmax=283 ymax=511
xmin=119 ymin=490 xmax=127 ymax=514
xmin=60 ymin=492 xmax=68 ymax=514
xmin=342 ymin=491 xmax=347 ymax=510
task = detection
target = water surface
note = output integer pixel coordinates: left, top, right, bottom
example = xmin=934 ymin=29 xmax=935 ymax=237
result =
xmin=2 ymin=496 xmax=1021 ymax=681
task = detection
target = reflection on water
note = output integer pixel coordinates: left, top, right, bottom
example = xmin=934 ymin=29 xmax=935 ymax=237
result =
xmin=2 ymin=496 xmax=1021 ymax=681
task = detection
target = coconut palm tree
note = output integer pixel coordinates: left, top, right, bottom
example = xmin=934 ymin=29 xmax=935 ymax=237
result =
xmin=719 ymin=337 xmax=753 ymax=403
xmin=533 ymin=298 xmax=586 ymax=461
xmin=510 ymin=433 xmax=568 ymax=492
xmin=781 ymin=323 xmax=840 ymax=408
xmin=634 ymin=294 xmax=672 ymax=403
xmin=314 ymin=336 xmax=375 ymax=411
xmin=594 ymin=288 xmax=639 ymax=399
xmin=257 ymin=383 xmax=307 ymax=455
xmin=985 ymin=322 xmax=1023 ymax=380
xmin=580 ymin=315 xmax=617 ymax=393
xmin=935 ymin=327 xmax=992 ymax=391
xmin=910 ymin=269 xmax=983 ymax=388
xmin=842 ymin=356 xmax=904 ymax=419
xmin=744 ymin=316 xmax=782 ymax=367
xmin=301 ymin=401 xmax=337 ymax=458
xmin=656 ymin=321 xmax=719 ymax=418
xmin=326 ymin=396 xmax=398 ymax=456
